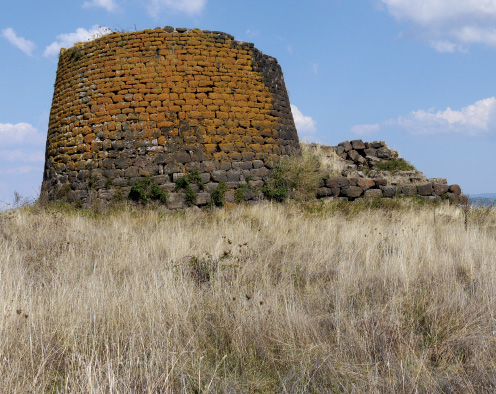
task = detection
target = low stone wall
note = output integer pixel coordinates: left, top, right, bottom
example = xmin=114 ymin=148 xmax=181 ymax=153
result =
xmin=317 ymin=176 xmax=464 ymax=203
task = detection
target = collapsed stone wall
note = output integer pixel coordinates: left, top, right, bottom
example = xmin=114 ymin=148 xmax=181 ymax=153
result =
xmin=313 ymin=140 xmax=466 ymax=204
xmin=41 ymin=26 xmax=299 ymax=208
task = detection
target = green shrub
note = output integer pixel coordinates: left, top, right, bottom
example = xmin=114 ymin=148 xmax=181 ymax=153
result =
xmin=55 ymin=184 xmax=71 ymax=201
xmin=87 ymin=177 xmax=97 ymax=189
xmin=175 ymin=169 xmax=204 ymax=191
xmin=211 ymin=182 xmax=228 ymax=207
xmin=263 ymin=150 xmax=324 ymax=203
xmin=235 ymin=184 xmax=247 ymax=203
xmin=184 ymin=185 xmax=197 ymax=206
xmin=129 ymin=177 xmax=168 ymax=204
xmin=376 ymin=158 xmax=416 ymax=173
xmin=176 ymin=170 xmax=205 ymax=206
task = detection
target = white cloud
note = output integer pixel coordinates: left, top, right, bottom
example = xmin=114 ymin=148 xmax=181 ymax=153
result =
xmin=44 ymin=26 xmax=111 ymax=57
xmin=291 ymin=105 xmax=317 ymax=138
xmin=351 ymin=123 xmax=380 ymax=136
xmin=82 ymin=0 xmax=118 ymax=12
xmin=351 ymin=97 xmax=496 ymax=137
xmin=1 ymin=28 xmax=36 ymax=56
xmin=0 ymin=166 xmax=42 ymax=175
xmin=146 ymin=0 xmax=207 ymax=16
xmin=0 ymin=150 xmax=44 ymax=163
xmin=382 ymin=0 xmax=496 ymax=51
xmin=0 ymin=123 xmax=45 ymax=147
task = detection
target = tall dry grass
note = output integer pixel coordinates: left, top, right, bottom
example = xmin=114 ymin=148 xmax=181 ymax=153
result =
xmin=1 ymin=201 xmax=496 ymax=393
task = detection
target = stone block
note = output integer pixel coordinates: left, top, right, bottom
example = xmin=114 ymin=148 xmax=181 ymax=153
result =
xmin=227 ymin=170 xmax=242 ymax=182
xmin=200 ymin=173 xmax=211 ymax=183
xmin=167 ymin=193 xmax=186 ymax=209
xmin=196 ymin=192 xmax=211 ymax=205
xmin=341 ymin=186 xmax=363 ymax=198
xmin=348 ymin=150 xmax=360 ymax=162
xmin=433 ymin=184 xmax=449 ymax=195
xmin=364 ymin=148 xmax=377 ymax=157
xmin=417 ymin=183 xmax=434 ymax=196
xmin=164 ymin=163 xmax=182 ymax=174
xmin=211 ymin=170 xmax=228 ymax=182
xmin=174 ymin=152 xmax=191 ymax=163
xmin=370 ymin=141 xmax=385 ymax=149
xmin=364 ymin=189 xmax=383 ymax=198
xmin=357 ymin=178 xmax=375 ymax=190
xmin=325 ymin=177 xmax=349 ymax=188
xmin=250 ymin=167 xmax=270 ymax=179
xmin=377 ymin=148 xmax=392 ymax=159
xmin=338 ymin=141 xmax=352 ymax=152
xmin=316 ymin=187 xmax=333 ymax=198
xmin=252 ymin=160 xmax=264 ymax=169
xmin=351 ymin=139 xmax=366 ymax=150
xmin=232 ymin=161 xmax=253 ymax=170
xmin=152 ymin=175 xmax=169 ymax=185
xmin=402 ymin=185 xmax=417 ymax=196
xmin=381 ymin=186 xmax=398 ymax=198
xmin=374 ymin=178 xmax=387 ymax=187
xmin=172 ymin=172 xmax=186 ymax=182
xmin=219 ymin=161 xmax=232 ymax=170
xmin=112 ymin=177 xmax=128 ymax=187
xmin=449 ymin=184 xmax=461 ymax=195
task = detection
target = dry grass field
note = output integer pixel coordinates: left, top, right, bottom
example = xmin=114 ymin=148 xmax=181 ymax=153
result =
xmin=1 ymin=200 xmax=496 ymax=393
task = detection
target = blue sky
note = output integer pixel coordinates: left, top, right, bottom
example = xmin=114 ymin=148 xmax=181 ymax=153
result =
xmin=1 ymin=0 xmax=496 ymax=206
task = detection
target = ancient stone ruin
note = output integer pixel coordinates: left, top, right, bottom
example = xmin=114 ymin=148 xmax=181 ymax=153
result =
xmin=311 ymin=140 xmax=465 ymax=203
xmin=41 ymin=26 xmax=464 ymax=208
xmin=41 ymin=26 xmax=299 ymax=208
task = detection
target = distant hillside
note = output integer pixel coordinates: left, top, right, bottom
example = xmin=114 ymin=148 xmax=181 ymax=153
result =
xmin=469 ymin=193 xmax=496 ymax=207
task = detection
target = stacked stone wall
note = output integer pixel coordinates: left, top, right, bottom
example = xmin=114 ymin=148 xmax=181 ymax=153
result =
xmin=314 ymin=140 xmax=466 ymax=204
xmin=41 ymin=27 xmax=299 ymax=208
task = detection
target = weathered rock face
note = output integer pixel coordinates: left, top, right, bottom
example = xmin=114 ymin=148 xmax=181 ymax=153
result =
xmin=41 ymin=27 xmax=299 ymax=208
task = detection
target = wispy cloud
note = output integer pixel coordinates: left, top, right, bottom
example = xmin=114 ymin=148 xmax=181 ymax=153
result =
xmin=44 ymin=26 xmax=111 ymax=57
xmin=0 ymin=150 xmax=44 ymax=163
xmin=382 ymin=0 xmax=496 ymax=52
xmin=1 ymin=28 xmax=36 ymax=56
xmin=351 ymin=123 xmax=380 ymax=136
xmin=82 ymin=0 xmax=118 ymax=12
xmin=245 ymin=29 xmax=259 ymax=39
xmin=146 ymin=0 xmax=207 ymax=17
xmin=0 ymin=123 xmax=45 ymax=147
xmin=310 ymin=63 xmax=319 ymax=75
xmin=351 ymin=97 xmax=496 ymax=137
xmin=0 ymin=166 xmax=42 ymax=175
xmin=291 ymin=105 xmax=317 ymax=141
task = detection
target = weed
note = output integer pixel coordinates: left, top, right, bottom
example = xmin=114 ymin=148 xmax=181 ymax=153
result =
xmin=184 ymin=185 xmax=197 ymax=206
xmin=64 ymin=46 xmax=85 ymax=63
xmin=55 ymin=184 xmax=71 ymax=201
xmin=129 ymin=177 xmax=168 ymax=204
xmin=235 ymin=184 xmax=247 ymax=203
xmin=175 ymin=169 xmax=204 ymax=191
xmin=376 ymin=158 xmax=416 ymax=173
xmin=211 ymin=182 xmax=228 ymax=207
xmin=263 ymin=148 xmax=325 ymax=203
xmin=175 ymin=170 xmax=205 ymax=206
xmin=87 ymin=177 xmax=97 ymax=189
